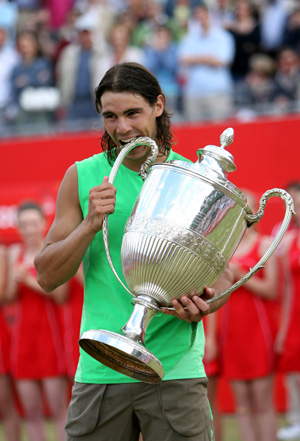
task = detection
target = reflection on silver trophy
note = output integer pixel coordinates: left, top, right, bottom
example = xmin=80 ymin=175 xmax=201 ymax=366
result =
xmin=79 ymin=128 xmax=295 ymax=383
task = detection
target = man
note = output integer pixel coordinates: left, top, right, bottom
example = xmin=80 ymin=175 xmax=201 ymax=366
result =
xmin=56 ymin=13 xmax=104 ymax=122
xmin=0 ymin=26 xmax=19 ymax=126
xmin=177 ymin=2 xmax=235 ymax=121
xmin=34 ymin=62 xmax=233 ymax=441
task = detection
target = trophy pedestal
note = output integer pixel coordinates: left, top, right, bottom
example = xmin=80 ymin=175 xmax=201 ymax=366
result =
xmin=79 ymin=296 xmax=164 ymax=383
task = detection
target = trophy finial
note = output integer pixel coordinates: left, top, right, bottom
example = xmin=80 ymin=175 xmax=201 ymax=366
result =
xmin=220 ymin=128 xmax=234 ymax=149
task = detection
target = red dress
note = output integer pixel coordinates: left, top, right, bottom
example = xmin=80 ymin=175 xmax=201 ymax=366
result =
xmin=59 ymin=277 xmax=84 ymax=378
xmin=10 ymin=250 xmax=66 ymax=379
xmin=203 ymin=314 xmax=221 ymax=377
xmin=0 ymin=308 xmax=11 ymax=375
xmin=220 ymin=240 xmax=279 ymax=380
xmin=277 ymin=235 xmax=300 ymax=372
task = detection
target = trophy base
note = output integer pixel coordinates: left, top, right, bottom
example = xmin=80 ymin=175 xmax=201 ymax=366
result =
xmin=79 ymin=329 xmax=164 ymax=384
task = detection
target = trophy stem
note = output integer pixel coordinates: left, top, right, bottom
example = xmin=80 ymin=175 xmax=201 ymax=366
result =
xmin=122 ymin=295 xmax=159 ymax=345
xmin=79 ymin=295 xmax=164 ymax=383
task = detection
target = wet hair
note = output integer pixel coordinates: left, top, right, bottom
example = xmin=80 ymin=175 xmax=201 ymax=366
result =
xmin=17 ymin=201 xmax=45 ymax=219
xmin=95 ymin=62 xmax=173 ymax=164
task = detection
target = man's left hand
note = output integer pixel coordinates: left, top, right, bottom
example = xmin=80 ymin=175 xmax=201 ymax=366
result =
xmin=161 ymin=288 xmax=215 ymax=323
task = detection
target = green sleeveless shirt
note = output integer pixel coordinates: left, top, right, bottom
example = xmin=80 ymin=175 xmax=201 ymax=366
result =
xmin=75 ymin=149 xmax=206 ymax=384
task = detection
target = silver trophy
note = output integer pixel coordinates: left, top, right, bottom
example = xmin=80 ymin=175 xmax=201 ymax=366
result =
xmin=79 ymin=128 xmax=294 ymax=383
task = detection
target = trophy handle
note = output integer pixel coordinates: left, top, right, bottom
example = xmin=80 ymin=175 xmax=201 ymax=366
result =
xmin=102 ymin=137 xmax=159 ymax=297
xmin=207 ymin=188 xmax=295 ymax=305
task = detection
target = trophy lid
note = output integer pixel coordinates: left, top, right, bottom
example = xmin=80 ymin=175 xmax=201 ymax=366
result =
xmin=153 ymin=127 xmax=246 ymax=205
xmin=196 ymin=127 xmax=236 ymax=177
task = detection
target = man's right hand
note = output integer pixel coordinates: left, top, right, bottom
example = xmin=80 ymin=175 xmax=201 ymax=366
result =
xmin=34 ymin=168 xmax=116 ymax=292
xmin=85 ymin=176 xmax=117 ymax=233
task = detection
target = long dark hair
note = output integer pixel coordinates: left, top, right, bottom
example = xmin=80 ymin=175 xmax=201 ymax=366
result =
xmin=95 ymin=62 xmax=173 ymax=164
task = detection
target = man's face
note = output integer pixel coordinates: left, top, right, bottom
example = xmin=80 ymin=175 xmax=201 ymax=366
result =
xmin=79 ymin=29 xmax=93 ymax=49
xmin=194 ymin=6 xmax=209 ymax=28
xmin=100 ymin=91 xmax=164 ymax=164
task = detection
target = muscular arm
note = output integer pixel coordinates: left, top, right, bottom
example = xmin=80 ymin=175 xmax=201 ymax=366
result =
xmin=34 ymin=164 xmax=116 ymax=292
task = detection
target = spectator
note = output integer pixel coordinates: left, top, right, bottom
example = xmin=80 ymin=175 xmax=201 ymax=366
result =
xmin=143 ymin=24 xmax=181 ymax=114
xmin=10 ymin=30 xmax=56 ymax=128
xmin=0 ymin=27 xmax=19 ymax=126
xmin=15 ymin=0 xmax=43 ymax=35
xmin=0 ymin=245 xmax=21 ymax=441
xmin=234 ymin=53 xmax=276 ymax=117
xmin=73 ymin=1 xmax=116 ymax=55
xmin=209 ymin=0 xmax=236 ymax=29
xmin=96 ymin=22 xmax=144 ymax=82
xmin=0 ymin=0 xmax=18 ymax=45
xmin=220 ymin=190 xmax=279 ymax=441
xmin=54 ymin=8 xmax=82 ymax=64
xmin=171 ymin=0 xmax=191 ymax=35
xmin=225 ymin=0 xmax=261 ymax=82
xmin=56 ymin=14 xmax=104 ymax=122
xmin=6 ymin=202 xmax=68 ymax=441
xmin=276 ymin=183 xmax=300 ymax=441
xmin=120 ymin=0 xmax=147 ymax=24
xmin=18 ymin=8 xmax=60 ymax=61
xmin=271 ymin=182 xmax=300 ymax=441
xmin=203 ymin=312 xmax=223 ymax=441
xmin=271 ymin=46 xmax=300 ymax=114
xmin=130 ymin=0 xmax=183 ymax=48
xmin=47 ymin=0 xmax=74 ymax=30
xmin=105 ymin=0 xmax=126 ymax=15
xmin=282 ymin=6 xmax=300 ymax=53
xmin=177 ymin=2 xmax=235 ymax=121
xmin=260 ymin=0 xmax=289 ymax=58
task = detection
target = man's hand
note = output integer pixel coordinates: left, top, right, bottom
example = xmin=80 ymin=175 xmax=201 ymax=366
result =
xmin=85 ymin=176 xmax=117 ymax=233
xmin=161 ymin=288 xmax=215 ymax=323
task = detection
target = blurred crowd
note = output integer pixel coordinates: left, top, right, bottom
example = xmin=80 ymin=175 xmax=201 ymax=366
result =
xmin=1 ymin=0 xmax=300 ymax=136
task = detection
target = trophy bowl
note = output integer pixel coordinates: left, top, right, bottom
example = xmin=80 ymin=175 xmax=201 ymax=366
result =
xmin=79 ymin=129 xmax=294 ymax=383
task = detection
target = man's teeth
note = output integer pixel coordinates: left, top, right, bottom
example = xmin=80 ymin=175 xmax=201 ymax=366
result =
xmin=120 ymin=137 xmax=138 ymax=145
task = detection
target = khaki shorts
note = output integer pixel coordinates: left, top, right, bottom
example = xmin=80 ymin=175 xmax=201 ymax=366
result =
xmin=65 ymin=378 xmax=212 ymax=441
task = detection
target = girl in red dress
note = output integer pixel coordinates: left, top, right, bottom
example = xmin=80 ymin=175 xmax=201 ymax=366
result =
xmin=0 ymin=244 xmax=20 ymax=441
xmin=6 ymin=202 xmax=68 ymax=441
xmin=59 ymin=267 xmax=84 ymax=380
xmin=276 ymin=185 xmax=300 ymax=439
xmin=220 ymin=191 xmax=279 ymax=441
xmin=203 ymin=312 xmax=223 ymax=441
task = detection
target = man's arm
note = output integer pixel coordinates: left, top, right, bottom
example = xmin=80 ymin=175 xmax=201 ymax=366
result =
xmin=34 ymin=164 xmax=116 ymax=292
